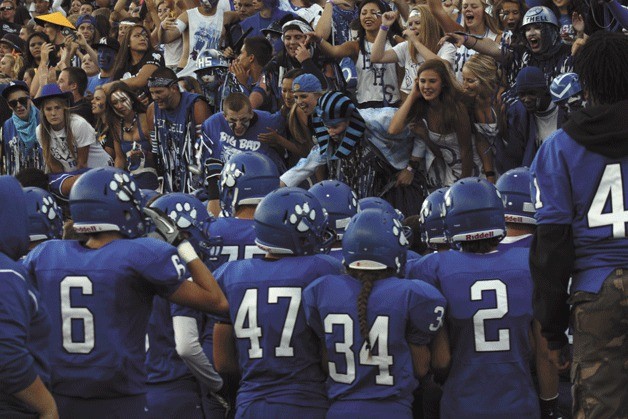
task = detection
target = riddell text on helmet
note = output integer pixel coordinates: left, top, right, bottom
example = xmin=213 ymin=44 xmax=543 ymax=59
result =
xmin=466 ymin=231 xmax=494 ymax=240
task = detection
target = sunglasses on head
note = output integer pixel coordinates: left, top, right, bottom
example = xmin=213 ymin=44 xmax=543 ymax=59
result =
xmin=8 ymin=96 xmax=29 ymax=108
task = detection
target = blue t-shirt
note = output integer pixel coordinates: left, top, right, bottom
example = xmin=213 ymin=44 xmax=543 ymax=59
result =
xmin=531 ymin=129 xmax=628 ymax=293
xmin=0 ymin=254 xmax=51 ymax=414
xmin=302 ymin=274 xmax=445 ymax=407
xmin=214 ymin=254 xmax=343 ymax=409
xmin=239 ymin=9 xmax=295 ymax=37
xmin=22 ymin=238 xmax=187 ymax=398
xmin=86 ymin=74 xmax=110 ymax=95
xmin=407 ymin=249 xmax=539 ymax=419
xmin=201 ymin=110 xmax=286 ymax=172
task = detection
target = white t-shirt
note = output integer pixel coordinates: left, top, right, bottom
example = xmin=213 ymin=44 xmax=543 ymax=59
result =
xmin=392 ymin=41 xmax=457 ymax=93
xmin=37 ymin=114 xmax=112 ymax=172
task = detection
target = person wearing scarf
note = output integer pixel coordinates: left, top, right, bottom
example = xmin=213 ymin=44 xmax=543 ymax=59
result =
xmin=1 ymin=80 xmax=44 ymax=175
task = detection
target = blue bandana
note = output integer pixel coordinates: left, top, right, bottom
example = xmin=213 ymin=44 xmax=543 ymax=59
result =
xmin=12 ymin=105 xmax=39 ymax=150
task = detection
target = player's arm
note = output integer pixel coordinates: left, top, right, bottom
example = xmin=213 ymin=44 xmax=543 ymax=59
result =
xmin=430 ymin=326 xmax=451 ymax=383
xmin=213 ymin=322 xmax=240 ymax=375
xmin=13 ymin=377 xmax=58 ymax=419
xmin=173 ymin=314 xmax=223 ymax=391
xmin=168 ymin=251 xmax=229 ymax=314
xmin=409 ymin=344 xmax=431 ymax=379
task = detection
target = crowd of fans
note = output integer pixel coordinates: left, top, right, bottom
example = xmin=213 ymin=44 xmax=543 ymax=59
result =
xmin=0 ymin=0 xmax=626 ymax=416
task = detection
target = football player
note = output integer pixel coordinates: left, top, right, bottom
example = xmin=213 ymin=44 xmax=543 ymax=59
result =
xmin=212 ymin=187 xmax=341 ymax=418
xmin=23 ymin=186 xmax=64 ymax=249
xmin=530 ymin=31 xmax=628 ymax=418
xmin=22 ymin=167 xmax=228 ymax=418
xmin=496 ymin=167 xmax=536 ymax=250
xmin=409 ymin=177 xmax=539 ymax=418
xmin=209 ymin=151 xmax=280 ymax=267
xmin=309 ymin=179 xmax=358 ymax=260
xmin=0 ymin=176 xmax=57 ymax=418
xmin=145 ymin=193 xmax=225 ymax=419
xmin=302 ymin=208 xmax=446 ymax=418
xmin=418 ymin=187 xmax=450 ymax=253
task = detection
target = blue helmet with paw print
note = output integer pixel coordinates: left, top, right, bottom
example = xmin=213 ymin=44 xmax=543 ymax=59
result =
xmin=419 ymin=187 xmax=448 ymax=247
xmin=69 ymin=167 xmax=145 ymax=238
xmin=342 ymin=208 xmax=409 ymax=276
xmin=309 ymin=180 xmax=358 ymax=239
xmin=149 ymin=193 xmax=222 ymax=262
xmin=219 ymin=152 xmax=280 ymax=215
xmin=24 ymin=187 xmax=64 ymax=242
xmin=253 ymin=187 xmax=334 ymax=255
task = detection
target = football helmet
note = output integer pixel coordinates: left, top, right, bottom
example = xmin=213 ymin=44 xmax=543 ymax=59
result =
xmin=342 ymin=208 xmax=408 ymax=275
xmin=140 ymin=189 xmax=159 ymax=208
xmin=419 ymin=187 xmax=448 ymax=247
xmin=309 ymin=180 xmax=357 ymax=239
xmin=254 ymin=187 xmax=334 ymax=256
xmin=24 ymin=187 xmax=63 ymax=242
xmin=444 ymin=177 xmax=506 ymax=243
xmin=149 ymin=193 xmax=222 ymax=262
xmin=496 ymin=167 xmax=536 ymax=225
xmin=550 ymin=73 xmax=582 ymax=103
xmin=357 ymin=197 xmax=404 ymax=221
xmin=70 ymin=167 xmax=145 ymax=238
xmin=219 ymin=152 xmax=280 ymax=215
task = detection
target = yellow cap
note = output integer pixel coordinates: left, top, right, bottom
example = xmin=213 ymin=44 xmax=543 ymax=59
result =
xmin=34 ymin=12 xmax=76 ymax=30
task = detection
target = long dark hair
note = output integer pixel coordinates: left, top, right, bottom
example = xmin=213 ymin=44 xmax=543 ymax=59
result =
xmin=24 ymin=32 xmax=50 ymax=70
xmin=110 ymin=24 xmax=153 ymax=81
xmin=356 ymin=0 xmax=402 ymax=55
xmin=407 ymin=59 xmax=470 ymax=135
xmin=105 ymin=81 xmax=147 ymax=144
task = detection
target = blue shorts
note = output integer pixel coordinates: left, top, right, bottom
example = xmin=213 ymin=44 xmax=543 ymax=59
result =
xmin=54 ymin=393 xmax=146 ymax=419
xmin=145 ymin=378 xmax=203 ymax=419
xmin=236 ymin=399 xmax=327 ymax=419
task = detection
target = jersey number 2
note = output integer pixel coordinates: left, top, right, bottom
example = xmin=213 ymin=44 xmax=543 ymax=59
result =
xmin=471 ymin=279 xmax=510 ymax=352
xmin=60 ymin=276 xmax=95 ymax=354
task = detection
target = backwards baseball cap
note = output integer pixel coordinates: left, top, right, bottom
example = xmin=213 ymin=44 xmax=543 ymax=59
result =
xmin=1 ymin=80 xmax=28 ymax=100
xmin=281 ymin=19 xmax=313 ymax=35
xmin=292 ymin=73 xmax=323 ymax=93
xmin=76 ymin=14 xmax=97 ymax=28
xmin=96 ymin=37 xmax=120 ymax=51
xmin=515 ymin=66 xmax=546 ymax=92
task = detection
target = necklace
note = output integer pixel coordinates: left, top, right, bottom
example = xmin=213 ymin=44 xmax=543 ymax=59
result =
xmin=122 ymin=114 xmax=137 ymax=133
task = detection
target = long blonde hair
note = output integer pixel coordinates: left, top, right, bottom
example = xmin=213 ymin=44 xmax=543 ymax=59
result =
xmin=462 ymin=54 xmax=500 ymax=101
xmin=39 ymin=98 xmax=76 ymax=171
xmin=408 ymin=5 xmax=444 ymax=63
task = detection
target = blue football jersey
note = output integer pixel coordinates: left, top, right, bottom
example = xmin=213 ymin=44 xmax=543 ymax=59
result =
xmin=22 ymin=238 xmax=187 ymax=398
xmin=531 ymin=129 xmax=628 ymax=293
xmin=145 ymin=296 xmax=203 ymax=384
xmin=214 ymin=254 xmax=343 ymax=409
xmin=208 ymin=218 xmax=264 ymax=269
xmin=302 ymin=274 xmax=446 ymax=407
xmin=0 ymin=254 xmax=51 ymax=414
xmin=411 ymin=249 xmax=539 ymax=418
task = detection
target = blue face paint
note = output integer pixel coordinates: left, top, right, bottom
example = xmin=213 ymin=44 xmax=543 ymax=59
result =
xmin=98 ymin=47 xmax=116 ymax=71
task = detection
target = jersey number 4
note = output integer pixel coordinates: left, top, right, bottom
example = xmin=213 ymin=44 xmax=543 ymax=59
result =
xmin=234 ymin=287 xmax=301 ymax=358
xmin=587 ymin=163 xmax=628 ymax=239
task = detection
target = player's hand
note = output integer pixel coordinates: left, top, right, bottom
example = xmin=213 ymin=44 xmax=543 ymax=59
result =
xmin=547 ymin=347 xmax=571 ymax=373
xmin=143 ymin=206 xmax=185 ymax=245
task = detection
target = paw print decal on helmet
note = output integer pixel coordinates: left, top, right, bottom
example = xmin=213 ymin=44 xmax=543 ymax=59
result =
xmin=392 ymin=218 xmax=409 ymax=246
xmin=288 ymin=202 xmax=317 ymax=232
xmin=169 ymin=202 xmax=198 ymax=229
xmin=109 ymin=172 xmax=138 ymax=203
xmin=41 ymin=195 xmax=61 ymax=221
xmin=350 ymin=191 xmax=358 ymax=210
xmin=220 ymin=162 xmax=243 ymax=189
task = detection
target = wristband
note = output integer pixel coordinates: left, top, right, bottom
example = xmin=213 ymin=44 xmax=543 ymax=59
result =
xmin=380 ymin=25 xmax=389 ymax=31
xmin=178 ymin=240 xmax=199 ymax=264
